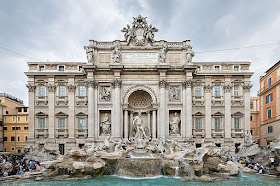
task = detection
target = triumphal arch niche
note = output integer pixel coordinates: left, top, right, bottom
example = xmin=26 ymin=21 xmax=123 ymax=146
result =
xmin=27 ymin=14 xmax=252 ymax=152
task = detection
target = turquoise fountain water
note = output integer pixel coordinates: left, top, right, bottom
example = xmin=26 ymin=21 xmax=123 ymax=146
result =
xmin=3 ymin=173 xmax=280 ymax=186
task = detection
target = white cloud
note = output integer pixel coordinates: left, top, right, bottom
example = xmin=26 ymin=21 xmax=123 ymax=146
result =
xmin=0 ymin=0 xmax=280 ymax=104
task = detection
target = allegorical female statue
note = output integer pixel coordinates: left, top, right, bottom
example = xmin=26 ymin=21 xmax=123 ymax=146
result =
xmin=100 ymin=113 xmax=111 ymax=135
xmin=169 ymin=112 xmax=180 ymax=135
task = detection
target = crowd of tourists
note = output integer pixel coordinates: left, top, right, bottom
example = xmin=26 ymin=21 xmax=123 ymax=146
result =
xmin=226 ymin=156 xmax=276 ymax=174
xmin=0 ymin=155 xmax=40 ymax=177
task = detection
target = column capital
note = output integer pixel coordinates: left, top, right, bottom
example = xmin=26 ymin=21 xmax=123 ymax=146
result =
xmin=86 ymin=79 xmax=98 ymax=88
xmin=67 ymin=84 xmax=76 ymax=92
xmin=243 ymin=84 xmax=252 ymax=93
xmin=204 ymin=84 xmax=212 ymax=92
xmin=159 ymin=79 xmax=168 ymax=88
xmin=112 ymin=79 xmax=122 ymax=88
xmin=26 ymin=84 xmax=36 ymax=92
xmin=47 ymin=84 xmax=56 ymax=92
xmin=223 ymin=84 xmax=232 ymax=93
xmin=182 ymin=79 xmax=193 ymax=89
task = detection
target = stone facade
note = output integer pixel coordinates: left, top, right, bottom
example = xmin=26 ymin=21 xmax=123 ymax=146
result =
xmin=25 ymin=15 xmax=253 ymax=154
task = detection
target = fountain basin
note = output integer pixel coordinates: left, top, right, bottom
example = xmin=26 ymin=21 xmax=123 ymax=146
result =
xmin=116 ymin=158 xmax=162 ymax=177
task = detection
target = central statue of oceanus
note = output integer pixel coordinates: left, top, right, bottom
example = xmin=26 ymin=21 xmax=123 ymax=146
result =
xmin=132 ymin=112 xmax=150 ymax=140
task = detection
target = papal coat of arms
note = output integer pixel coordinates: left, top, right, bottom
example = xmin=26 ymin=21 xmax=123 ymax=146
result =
xmin=121 ymin=15 xmax=158 ymax=46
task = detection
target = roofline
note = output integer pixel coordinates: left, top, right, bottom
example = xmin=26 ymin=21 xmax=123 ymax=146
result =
xmin=265 ymin=60 xmax=280 ymax=73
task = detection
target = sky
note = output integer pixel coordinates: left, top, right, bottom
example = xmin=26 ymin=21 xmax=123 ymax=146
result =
xmin=0 ymin=0 xmax=280 ymax=105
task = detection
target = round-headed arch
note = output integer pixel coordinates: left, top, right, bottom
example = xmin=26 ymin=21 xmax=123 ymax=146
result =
xmin=123 ymin=85 xmax=157 ymax=104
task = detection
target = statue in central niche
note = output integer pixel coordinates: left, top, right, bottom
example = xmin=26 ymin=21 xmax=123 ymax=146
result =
xmin=132 ymin=112 xmax=148 ymax=139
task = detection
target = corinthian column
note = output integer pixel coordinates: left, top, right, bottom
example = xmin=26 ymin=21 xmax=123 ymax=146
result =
xmin=26 ymin=84 xmax=36 ymax=143
xmin=112 ymin=79 xmax=122 ymax=138
xmin=184 ymin=79 xmax=193 ymax=138
xmin=86 ymin=79 xmax=95 ymax=141
xmin=159 ymin=79 xmax=167 ymax=137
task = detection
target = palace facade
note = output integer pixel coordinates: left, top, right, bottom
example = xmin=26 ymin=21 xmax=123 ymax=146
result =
xmin=25 ymin=15 xmax=253 ymax=154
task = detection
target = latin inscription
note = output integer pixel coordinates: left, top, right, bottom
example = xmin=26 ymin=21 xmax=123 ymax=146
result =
xmin=122 ymin=52 xmax=158 ymax=64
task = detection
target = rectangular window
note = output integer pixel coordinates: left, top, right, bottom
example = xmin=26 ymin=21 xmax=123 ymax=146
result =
xmin=17 ymin=136 xmax=20 ymax=141
xmin=4 ymin=137 xmax=7 ymax=141
xmin=12 ymin=116 xmax=15 ymax=122
xmin=214 ymin=118 xmax=221 ymax=129
xmin=266 ymin=93 xmax=273 ymax=104
xmin=79 ymin=66 xmax=83 ymax=71
xmin=17 ymin=116 xmax=20 ymax=121
xmin=25 ymin=136 xmax=28 ymax=141
xmin=234 ymin=66 xmax=239 ymax=72
xmin=250 ymin=130 xmax=253 ymax=135
xmin=196 ymin=66 xmax=201 ymax=72
xmin=24 ymin=127 xmax=28 ymax=130
xmin=214 ymin=66 xmax=220 ymax=72
xmin=194 ymin=86 xmax=201 ymax=97
xmin=4 ymin=116 xmax=7 ymax=122
xmin=39 ymin=65 xmax=45 ymax=71
xmin=18 ymin=108 xmax=22 ymax=112
xmin=39 ymin=85 xmax=46 ymax=97
xmin=214 ymin=86 xmax=220 ymax=97
xmin=195 ymin=118 xmax=202 ymax=129
xmin=268 ymin=126 xmax=273 ymax=133
xmin=267 ymin=108 xmax=272 ymax=119
xmin=59 ymin=86 xmax=66 ymax=96
xmin=234 ymin=118 xmax=240 ymax=129
xmin=58 ymin=66 xmax=64 ymax=71
xmin=24 ymin=108 xmax=27 ymax=112
xmin=11 ymin=136 xmax=15 ymax=141
xmin=3 ymin=126 xmax=7 ymax=130
xmin=268 ymin=77 xmax=272 ymax=88
xmin=250 ymin=116 xmax=253 ymax=121
xmin=26 ymin=116 xmax=28 ymax=121
xmin=39 ymin=118 xmax=45 ymax=129
xmin=250 ymin=101 xmax=253 ymax=109
xmin=16 ymin=127 xmax=20 ymax=130
xmin=234 ymin=85 xmax=239 ymax=96
xmin=79 ymin=86 xmax=86 ymax=96
xmin=79 ymin=118 xmax=85 ymax=129
xmin=59 ymin=118 xmax=65 ymax=129
xmin=12 ymin=127 xmax=16 ymax=130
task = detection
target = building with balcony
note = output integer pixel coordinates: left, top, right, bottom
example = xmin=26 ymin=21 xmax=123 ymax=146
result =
xmin=25 ymin=15 xmax=253 ymax=155
xmin=258 ymin=60 xmax=280 ymax=146
xmin=0 ymin=93 xmax=25 ymax=152
xmin=3 ymin=107 xmax=29 ymax=153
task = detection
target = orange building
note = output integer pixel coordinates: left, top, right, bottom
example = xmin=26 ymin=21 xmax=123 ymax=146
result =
xmin=250 ymin=97 xmax=259 ymax=142
xmin=0 ymin=93 xmax=25 ymax=152
xmin=258 ymin=61 xmax=280 ymax=146
xmin=3 ymin=107 xmax=29 ymax=153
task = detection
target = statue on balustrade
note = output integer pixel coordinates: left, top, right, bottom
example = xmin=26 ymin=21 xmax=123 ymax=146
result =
xmin=169 ymin=112 xmax=181 ymax=135
xmin=100 ymin=113 xmax=111 ymax=135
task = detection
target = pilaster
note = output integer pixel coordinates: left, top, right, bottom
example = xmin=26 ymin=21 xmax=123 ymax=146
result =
xmin=224 ymin=82 xmax=232 ymax=139
xmin=26 ymin=83 xmax=36 ymax=143
xmin=204 ymin=82 xmax=212 ymax=140
xmin=47 ymin=78 xmax=56 ymax=139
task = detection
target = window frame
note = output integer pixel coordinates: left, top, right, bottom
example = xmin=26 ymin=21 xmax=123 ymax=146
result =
xmin=267 ymin=107 xmax=272 ymax=119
